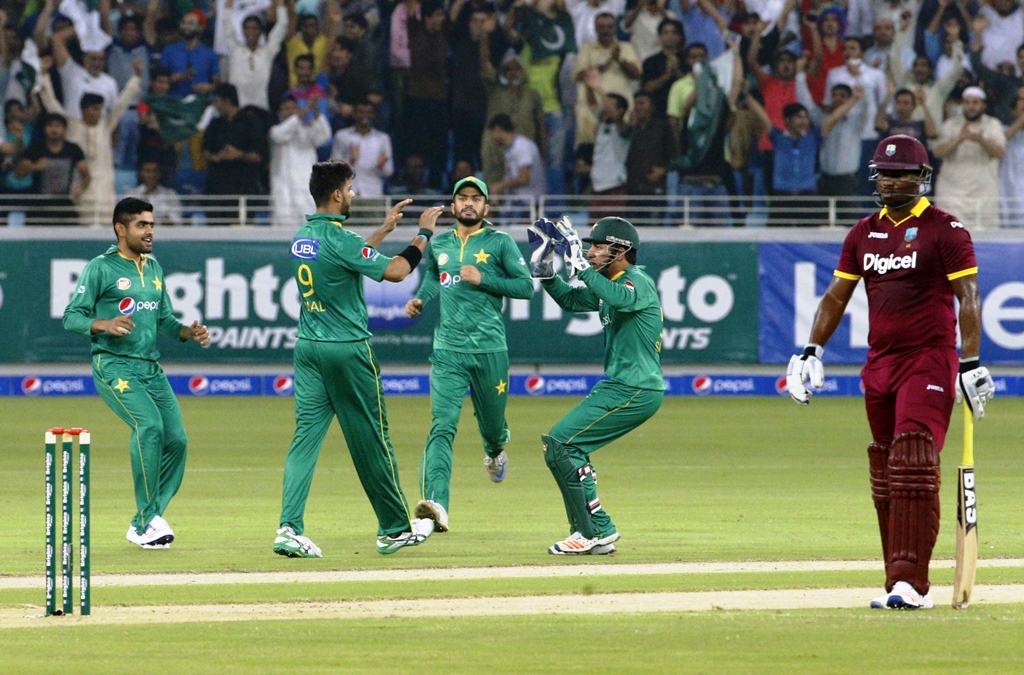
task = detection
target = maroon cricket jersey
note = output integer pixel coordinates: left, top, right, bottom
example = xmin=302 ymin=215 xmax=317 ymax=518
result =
xmin=835 ymin=197 xmax=978 ymax=362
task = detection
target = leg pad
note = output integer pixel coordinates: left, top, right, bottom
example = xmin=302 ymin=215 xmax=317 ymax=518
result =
xmin=867 ymin=441 xmax=890 ymax=562
xmin=542 ymin=435 xmax=595 ymax=539
xmin=887 ymin=430 xmax=940 ymax=595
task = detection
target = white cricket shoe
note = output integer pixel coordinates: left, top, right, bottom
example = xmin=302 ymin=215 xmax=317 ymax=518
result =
xmin=126 ymin=516 xmax=174 ymax=549
xmin=548 ymin=531 xmax=599 ymax=555
xmin=590 ymin=532 xmax=621 ymax=555
xmin=273 ymin=526 xmax=323 ymax=558
xmin=870 ymin=581 xmax=935 ymax=609
xmin=484 ymin=450 xmax=508 ymax=483
xmin=414 ymin=499 xmax=449 ymax=533
xmin=376 ymin=519 xmax=433 ymax=555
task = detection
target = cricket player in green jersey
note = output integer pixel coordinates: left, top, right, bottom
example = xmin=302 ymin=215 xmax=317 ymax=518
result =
xmin=404 ymin=176 xmax=534 ymax=533
xmin=63 ymin=197 xmax=210 ymax=549
xmin=529 ymin=216 xmax=665 ymax=555
xmin=274 ymin=160 xmax=443 ymax=558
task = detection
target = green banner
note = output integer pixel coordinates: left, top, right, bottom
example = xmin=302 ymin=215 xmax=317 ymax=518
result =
xmin=0 ymin=240 xmax=758 ymax=364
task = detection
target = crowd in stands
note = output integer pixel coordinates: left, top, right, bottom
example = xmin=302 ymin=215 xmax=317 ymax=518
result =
xmin=1 ymin=0 xmax=1024 ymax=226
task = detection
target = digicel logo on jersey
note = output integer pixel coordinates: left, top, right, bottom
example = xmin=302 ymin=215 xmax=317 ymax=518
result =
xmin=863 ymin=251 xmax=917 ymax=275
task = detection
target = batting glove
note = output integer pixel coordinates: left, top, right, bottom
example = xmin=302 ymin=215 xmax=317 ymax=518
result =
xmin=553 ymin=216 xmax=589 ymax=278
xmin=955 ymin=358 xmax=995 ymax=421
xmin=786 ymin=344 xmax=825 ymax=405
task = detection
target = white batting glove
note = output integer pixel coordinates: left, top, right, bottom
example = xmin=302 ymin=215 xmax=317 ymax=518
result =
xmin=553 ymin=216 xmax=589 ymax=278
xmin=955 ymin=359 xmax=995 ymax=421
xmin=786 ymin=344 xmax=825 ymax=405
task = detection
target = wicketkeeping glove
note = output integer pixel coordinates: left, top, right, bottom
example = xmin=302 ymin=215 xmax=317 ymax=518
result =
xmin=955 ymin=358 xmax=996 ymax=421
xmin=786 ymin=344 xmax=825 ymax=405
xmin=527 ymin=219 xmax=556 ymax=279
xmin=553 ymin=216 xmax=589 ymax=278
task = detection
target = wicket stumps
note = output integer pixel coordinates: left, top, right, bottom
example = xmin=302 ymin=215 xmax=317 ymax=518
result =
xmin=44 ymin=428 xmax=90 ymax=616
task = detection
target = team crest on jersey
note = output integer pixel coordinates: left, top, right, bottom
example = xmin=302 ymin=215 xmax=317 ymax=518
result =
xmin=438 ymin=253 xmax=449 ymax=265
xmin=361 ymin=247 xmax=380 ymax=260
xmin=624 ymin=281 xmax=635 ymax=292
xmin=885 ymin=144 xmax=896 ymax=156
xmin=116 ymin=277 xmax=132 ymax=290
xmin=904 ymin=227 xmax=918 ymax=242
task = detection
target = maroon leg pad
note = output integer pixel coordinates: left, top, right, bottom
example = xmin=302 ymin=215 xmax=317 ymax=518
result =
xmin=867 ymin=442 xmax=891 ymax=564
xmin=886 ymin=430 xmax=940 ymax=594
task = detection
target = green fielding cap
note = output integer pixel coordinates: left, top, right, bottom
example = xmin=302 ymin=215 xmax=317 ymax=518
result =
xmin=583 ymin=217 xmax=639 ymax=248
xmin=452 ymin=176 xmax=489 ymax=200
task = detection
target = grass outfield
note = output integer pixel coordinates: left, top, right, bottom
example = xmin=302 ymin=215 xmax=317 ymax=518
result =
xmin=2 ymin=396 xmax=1023 ymax=672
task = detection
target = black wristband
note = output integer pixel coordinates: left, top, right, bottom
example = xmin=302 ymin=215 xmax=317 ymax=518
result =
xmin=417 ymin=228 xmax=433 ymax=241
xmin=959 ymin=358 xmax=980 ymax=374
xmin=397 ymin=245 xmax=423 ymax=269
xmin=802 ymin=344 xmax=823 ymax=359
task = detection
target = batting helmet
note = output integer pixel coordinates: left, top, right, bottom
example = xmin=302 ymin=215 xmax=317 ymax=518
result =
xmin=582 ymin=217 xmax=639 ymax=249
xmin=868 ymin=134 xmax=933 ymax=206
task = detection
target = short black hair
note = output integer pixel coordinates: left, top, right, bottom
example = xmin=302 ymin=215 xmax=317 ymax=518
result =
xmin=309 ymin=160 xmax=355 ymax=207
xmin=118 ymin=15 xmax=143 ymax=32
xmin=213 ymin=83 xmax=239 ymax=107
xmin=831 ymin=84 xmax=853 ymax=97
xmin=783 ymin=102 xmax=808 ymax=119
xmin=4 ymin=98 xmax=22 ymax=117
xmin=607 ymin=93 xmax=628 ymax=111
xmin=151 ymin=65 xmax=172 ymax=79
xmin=242 ymin=14 xmax=264 ymax=30
xmin=487 ymin=114 xmax=514 ymax=132
xmin=657 ymin=18 xmax=684 ymax=38
xmin=42 ymin=112 xmax=67 ymax=127
xmin=344 ymin=14 xmax=369 ymax=30
xmin=80 ymin=93 xmax=105 ymax=111
xmin=113 ymin=197 xmax=154 ymax=231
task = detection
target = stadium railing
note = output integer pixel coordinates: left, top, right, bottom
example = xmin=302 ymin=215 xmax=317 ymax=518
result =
xmin=2 ymin=193 xmax=1022 ymax=229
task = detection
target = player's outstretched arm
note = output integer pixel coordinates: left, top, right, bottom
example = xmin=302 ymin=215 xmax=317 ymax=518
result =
xmin=366 ymin=199 xmax=413 ymax=248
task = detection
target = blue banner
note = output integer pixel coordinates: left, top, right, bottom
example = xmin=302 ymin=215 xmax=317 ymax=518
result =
xmin=759 ymin=242 xmax=1024 ymax=365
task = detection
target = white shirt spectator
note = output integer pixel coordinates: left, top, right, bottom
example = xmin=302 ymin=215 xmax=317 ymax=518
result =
xmin=270 ymin=112 xmax=332 ymax=225
xmin=626 ymin=7 xmax=679 ymax=63
xmin=503 ymin=133 xmax=547 ymax=197
xmin=823 ymin=61 xmax=887 ymax=140
xmin=935 ymin=113 xmax=1005 ymax=228
xmin=566 ymin=0 xmax=626 ymax=47
xmin=127 ymin=184 xmax=185 ymax=226
xmin=979 ymin=4 xmax=1024 ymax=72
xmin=999 ymin=125 xmax=1024 ymax=226
xmin=330 ymin=125 xmax=394 ymax=198
xmin=58 ymin=59 xmax=119 ymax=120
xmin=224 ymin=5 xmax=289 ymax=110
xmin=591 ymin=119 xmax=630 ymax=192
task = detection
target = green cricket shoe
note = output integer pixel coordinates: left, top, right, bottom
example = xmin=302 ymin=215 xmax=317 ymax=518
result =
xmin=274 ymin=526 xmax=323 ymax=558
xmin=376 ymin=518 xmax=433 ymax=555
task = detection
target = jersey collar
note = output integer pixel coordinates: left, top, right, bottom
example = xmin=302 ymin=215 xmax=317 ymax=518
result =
xmin=879 ymin=197 xmax=930 ymax=227
xmin=305 ymin=213 xmax=348 ymax=227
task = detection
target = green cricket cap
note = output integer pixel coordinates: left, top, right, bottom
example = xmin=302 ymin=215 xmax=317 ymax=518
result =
xmin=452 ymin=176 xmax=489 ymax=200
xmin=583 ymin=217 xmax=639 ymax=249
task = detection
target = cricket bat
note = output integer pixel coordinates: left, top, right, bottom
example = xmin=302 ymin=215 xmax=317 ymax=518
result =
xmin=952 ymin=403 xmax=978 ymax=609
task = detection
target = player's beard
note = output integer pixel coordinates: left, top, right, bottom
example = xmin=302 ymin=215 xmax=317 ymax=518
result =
xmin=455 ymin=210 xmax=483 ymax=227
xmin=126 ymin=234 xmax=152 ymax=255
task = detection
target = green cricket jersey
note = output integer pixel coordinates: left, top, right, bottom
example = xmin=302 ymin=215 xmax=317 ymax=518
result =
xmin=63 ymin=245 xmax=185 ymax=360
xmin=415 ymin=224 xmax=533 ymax=353
xmin=290 ymin=213 xmax=392 ymax=342
xmin=542 ymin=266 xmax=665 ymax=391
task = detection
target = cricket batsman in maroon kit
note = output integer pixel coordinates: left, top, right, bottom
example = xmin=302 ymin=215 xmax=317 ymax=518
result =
xmin=786 ymin=135 xmax=996 ymax=610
